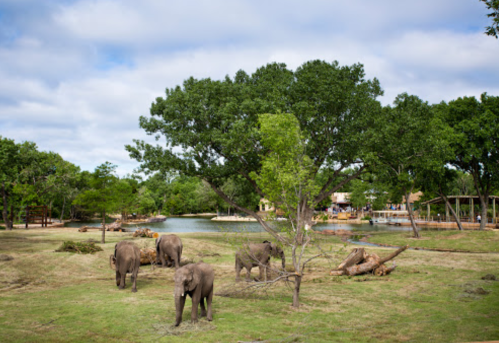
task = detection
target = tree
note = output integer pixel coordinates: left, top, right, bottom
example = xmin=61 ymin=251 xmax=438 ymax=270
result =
xmin=0 ymin=137 xmax=20 ymax=230
xmin=480 ymin=0 xmax=499 ymax=38
xmin=127 ymin=60 xmax=383 ymax=307
xmin=73 ymin=162 xmax=117 ymax=243
xmin=438 ymin=93 xmax=499 ymax=229
xmin=375 ymin=94 xmax=449 ymax=238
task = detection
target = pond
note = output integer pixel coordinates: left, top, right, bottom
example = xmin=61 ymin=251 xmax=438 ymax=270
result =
xmin=64 ymin=216 xmax=413 ymax=233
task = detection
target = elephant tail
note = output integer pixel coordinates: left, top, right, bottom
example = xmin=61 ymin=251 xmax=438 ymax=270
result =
xmin=156 ymin=236 xmax=161 ymax=255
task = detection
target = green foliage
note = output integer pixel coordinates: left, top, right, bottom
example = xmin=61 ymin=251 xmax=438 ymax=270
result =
xmin=480 ymin=0 xmax=499 ymax=38
xmin=55 ymin=240 xmax=103 ymax=254
xmin=251 ymin=113 xmax=318 ymax=226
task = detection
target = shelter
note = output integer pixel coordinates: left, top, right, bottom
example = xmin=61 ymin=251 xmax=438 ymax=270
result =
xmin=421 ymin=195 xmax=499 ymax=223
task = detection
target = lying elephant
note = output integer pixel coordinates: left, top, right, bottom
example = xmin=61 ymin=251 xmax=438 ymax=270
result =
xmin=174 ymin=262 xmax=214 ymax=326
xmin=235 ymin=241 xmax=286 ymax=282
xmin=155 ymin=234 xmax=183 ymax=269
xmin=109 ymin=241 xmax=141 ymax=292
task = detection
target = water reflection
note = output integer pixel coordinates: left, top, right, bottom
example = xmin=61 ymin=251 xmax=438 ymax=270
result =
xmin=65 ymin=217 xmax=413 ymax=233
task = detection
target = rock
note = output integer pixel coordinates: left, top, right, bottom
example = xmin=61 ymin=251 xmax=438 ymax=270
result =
xmin=147 ymin=216 xmax=167 ymax=223
xmin=482 ymin=274 xmax=497 ymax=281
xmin=0 ymin=254 xmax=14 ymax=262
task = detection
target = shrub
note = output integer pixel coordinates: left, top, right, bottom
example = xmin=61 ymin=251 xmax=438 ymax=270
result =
xmin=55 ymin=241 xmax=103 ymax=254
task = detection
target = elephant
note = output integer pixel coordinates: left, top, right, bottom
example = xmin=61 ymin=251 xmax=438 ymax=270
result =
xmin=235 ymin=241 xmax=286 ymax=282
xmin=155 ymin=234 xmax=183 ymax=269
xmin=174 ymin=262 xmax=214 ymax=326
xmin=109 ymin=241 xmax=141 ymax=292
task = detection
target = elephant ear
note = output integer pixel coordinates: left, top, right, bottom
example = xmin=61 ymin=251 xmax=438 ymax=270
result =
xmin=270 ymin=243 xmax=280 ymax=259
xmin=187 ymin=266 xmax=201 ymax=292
xmin=109 ymin=255 xmax=117 ymax=270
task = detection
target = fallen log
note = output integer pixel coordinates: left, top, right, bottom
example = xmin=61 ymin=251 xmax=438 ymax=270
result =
xmin=330 ymin=245 xmax=408 ymax=277
xmin=140 ymin=248 xmax=157 ymax=265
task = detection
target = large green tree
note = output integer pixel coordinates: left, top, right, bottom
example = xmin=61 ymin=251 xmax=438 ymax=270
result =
xmin=0 ymin=137 xmax=21 ymax=230
xmin=375 ymin=94 xmax=449 ymax=238
xmin=127 ymin=60 xmax=383 ymax=307
xmin=438 ymin=93 xmax=499 ymax=229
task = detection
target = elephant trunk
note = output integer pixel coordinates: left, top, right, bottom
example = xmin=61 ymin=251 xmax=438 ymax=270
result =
xmin=174 ymin=295 xmax=186 ymax=327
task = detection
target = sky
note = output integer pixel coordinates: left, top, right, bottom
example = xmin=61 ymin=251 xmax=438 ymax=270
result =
xmin=0 ymin=0 xmax=498 ymax=176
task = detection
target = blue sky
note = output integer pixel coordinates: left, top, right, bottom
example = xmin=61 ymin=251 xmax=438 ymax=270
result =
xmin=0 ymin=0 xmax=498 ymax=176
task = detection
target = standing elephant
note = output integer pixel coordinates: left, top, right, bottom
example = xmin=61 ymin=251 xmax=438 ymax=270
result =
xmin=174 ymin=262 xmax=214 ymax=326
xmin=109 ymin=241 xmax=141 ymax=292
xmin=155 ymin=234 xmax=183 ymax=269
xmin=235 ymin=241 xmax=285 ymax=282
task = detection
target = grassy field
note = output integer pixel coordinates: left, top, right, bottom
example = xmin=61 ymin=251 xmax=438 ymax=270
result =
xmin=0 ymin=228 xmax=498 ymax=342
xmin=366 ymin=230 xmax=499 ymax=252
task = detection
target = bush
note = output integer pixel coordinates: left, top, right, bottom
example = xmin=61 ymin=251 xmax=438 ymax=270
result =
xmin=361 ymin=215 xmax=372 ymax=220
xmin=55 ymin=241 xmax=103 ymax=254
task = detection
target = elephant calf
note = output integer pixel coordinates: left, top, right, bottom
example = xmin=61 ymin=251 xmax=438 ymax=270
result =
xmin=174 ymin=262 xmax=214 ymax=326
xmin=156 ymin=234 xmax=183 ymax=269
xmin=109 ymin=241 xmax=141 ymax=292
xmin=235 ymin=241 xmax=286 ymax=282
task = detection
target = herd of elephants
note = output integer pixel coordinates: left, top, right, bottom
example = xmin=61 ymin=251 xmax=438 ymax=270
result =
xmin=108 ymin=234 xmax=286 ymax=326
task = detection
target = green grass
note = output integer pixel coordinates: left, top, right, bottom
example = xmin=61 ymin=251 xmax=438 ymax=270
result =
xmin=366 ymin=230 xmax=499 ymax=252
xmin=0 ymin=228 xmax=498 ymax=342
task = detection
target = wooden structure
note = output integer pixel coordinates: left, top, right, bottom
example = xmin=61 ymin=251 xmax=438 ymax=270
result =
xmin=24 ymin=205 xmax=50 ymax=228
xmin=422 ymin=195 xmax=499 ymax=224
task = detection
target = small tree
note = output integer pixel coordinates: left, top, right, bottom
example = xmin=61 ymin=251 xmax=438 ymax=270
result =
xmin=74 ymin=162 xmax=117 ymax=243
xmin=251 ymin=113 xmax=322 ymax=307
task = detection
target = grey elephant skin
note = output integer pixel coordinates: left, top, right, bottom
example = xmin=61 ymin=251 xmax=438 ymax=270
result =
xmin=174 ymin=262 xmax=214 ymax=326
xmin=155 ymin=234 xmax=183 ymax=269
xmin=109 ymin=241 xmax=141 ymax=292
xmin=235 ymin=241 xmax=285 ymax=282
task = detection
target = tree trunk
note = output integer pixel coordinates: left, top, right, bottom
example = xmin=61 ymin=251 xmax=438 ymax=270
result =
xmin=439 ymin=190 xmax=463 ymax=231
xmin=404 ymin=187 xmax=420 ymax=238
xmin=337 ymin=248 xmax=367 ymax=270
xmin=292 ymin=274 xmax=302 ymax=308
xmin=345 ymin=254 xmax=380 ymax=276
xmin=480 ymin=197 xmax=488 ymax=230
xmin=1 ymin=182 xmax=12 ymax=230
xmin=101 ymin=209 xmax=106 ymax=244
xmin=60 ymin=196 xmax=66 ymax=222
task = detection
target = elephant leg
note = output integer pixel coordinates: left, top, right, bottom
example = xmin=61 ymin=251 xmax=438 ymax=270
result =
xmin=166 ymin=255 xmax=173 ymax=268
xmin=200 ymin=297 xmax=207 ymax=317
xmin=206 ymin=290 xmax=213 ymax=321
xmin=119 ymin=272 xmax=126 ymax=289
xmin=235 ymin=259 xmax=243 ymax=282
xmin=115 ymin=271 xmax=121 ymax=287
xmin=159 ymin=252 xmax=167 ymax=268
xmin=175 ymin=296 xmax=186 ymax=327
xmin=131 ymin=270 xmax=138 ymax=293
xmin=257 ymin=265 xmax=263 ymax=281
xmin=174 ymin=251 xmax=180 ymax=269
xmin=245 ymin=266 xmax=252 ymax=282
xmin=191 ymin=294 xmax=200 ymax=323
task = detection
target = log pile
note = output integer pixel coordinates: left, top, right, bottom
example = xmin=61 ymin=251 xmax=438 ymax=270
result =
xmin=330 ymin=245 xmax=408 ymax=277
xmin=133 ymin=228 xmax=159 ymax=238
xmin=140 ymin=248 xmax=157 ymax=265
